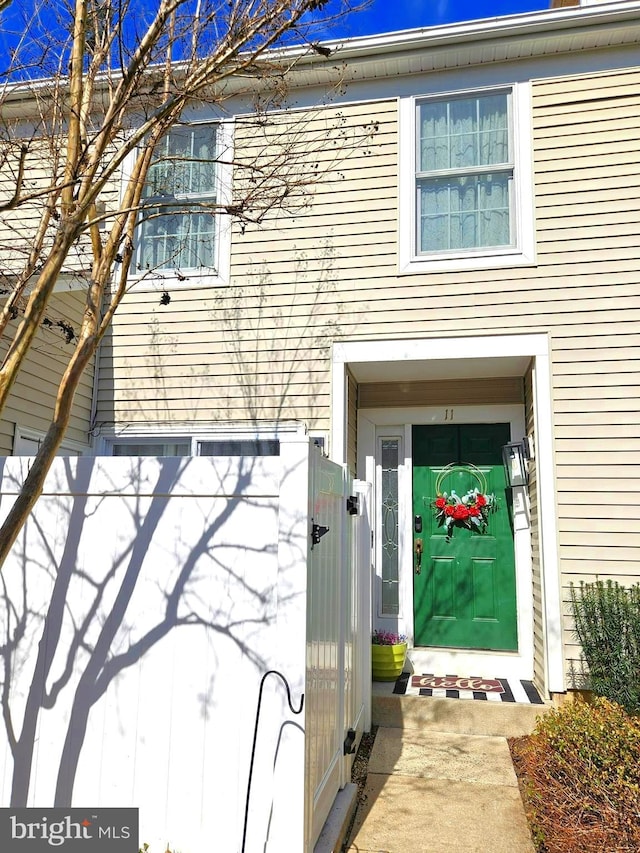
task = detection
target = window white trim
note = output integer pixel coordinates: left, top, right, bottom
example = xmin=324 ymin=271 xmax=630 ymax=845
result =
xmin=399 ymin=82 xmax=535 ymax=274
xmin=13 ymin=426 xmax=87 ymax=456
xmin=92 ymin=421 xmax=308 ymax=455
xmin=123 ymin=119 xmax=232 ymax=291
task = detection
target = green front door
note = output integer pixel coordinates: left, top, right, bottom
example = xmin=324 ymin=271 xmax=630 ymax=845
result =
xmin=412 ymin=424 xmax=518 ymax=651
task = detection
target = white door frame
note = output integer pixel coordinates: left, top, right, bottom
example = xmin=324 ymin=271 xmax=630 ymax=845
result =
xmin=331 ymin=334 xmax=565 ymax=694
xmin=364 ymin=406 xmax=532 ymax=680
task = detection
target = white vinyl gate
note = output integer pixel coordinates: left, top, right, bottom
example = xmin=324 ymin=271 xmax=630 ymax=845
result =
xmin=305 ymin=453 xmax=371 ymax=850
xmin=0 ymin=440 xmax=371 ymax=853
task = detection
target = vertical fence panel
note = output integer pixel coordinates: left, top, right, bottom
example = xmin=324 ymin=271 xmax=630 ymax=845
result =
xmin=0 ymin=448 xmax=371 ymax=853
xmin=305 ymin=451 xmax=347 ymax=849
xmin=0 ymin=453 xmax=310 ymax=853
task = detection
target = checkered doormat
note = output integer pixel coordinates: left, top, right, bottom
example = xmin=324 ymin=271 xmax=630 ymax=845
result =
xmin=392 ymin=672 xmax=545 ymax=704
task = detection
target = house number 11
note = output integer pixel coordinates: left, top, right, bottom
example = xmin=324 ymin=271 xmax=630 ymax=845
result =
xmin=444 ymin=408 xmax=454 ymax=421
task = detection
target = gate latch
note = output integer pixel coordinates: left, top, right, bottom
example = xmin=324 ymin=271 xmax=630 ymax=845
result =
xmin=311 ymin=521 xmax=330 ymax=548
xmin=346 ymin=495 xmax=359 ymax=515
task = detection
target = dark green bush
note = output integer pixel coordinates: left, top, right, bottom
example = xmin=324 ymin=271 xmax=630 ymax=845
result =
xmin=510 ymin=697 xmax=640 ymax=852
xmin=570 ymin=580 xmax=640 ymax=715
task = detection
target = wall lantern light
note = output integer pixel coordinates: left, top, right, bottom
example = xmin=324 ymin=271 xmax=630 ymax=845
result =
xmin=502 ymin=439 xmax=530 ymax=488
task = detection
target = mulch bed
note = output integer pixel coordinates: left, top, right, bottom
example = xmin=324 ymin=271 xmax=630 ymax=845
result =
xmin=509 ymin=732 xmax=640 ymax=853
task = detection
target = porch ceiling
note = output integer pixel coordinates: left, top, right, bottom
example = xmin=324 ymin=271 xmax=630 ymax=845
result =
xmin=349 ymin=355 xmax=531 ymax=383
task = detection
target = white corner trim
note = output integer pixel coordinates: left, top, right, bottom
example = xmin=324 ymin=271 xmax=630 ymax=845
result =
xmin=533 ymin=353 xmax=565 ymax=693
xmin=330 ymin=358 xmax=347 ymax=464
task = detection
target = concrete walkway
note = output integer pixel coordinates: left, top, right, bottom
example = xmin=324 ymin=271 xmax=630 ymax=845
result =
xmin=344 ymin=688 xmax=550 ymax=853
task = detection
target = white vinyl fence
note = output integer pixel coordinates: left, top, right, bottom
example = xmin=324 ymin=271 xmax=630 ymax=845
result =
xmin=0 ymin=440 xmax=371 ymax=853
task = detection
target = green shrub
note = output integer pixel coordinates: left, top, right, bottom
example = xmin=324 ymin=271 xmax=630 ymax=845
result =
xmin=570 ymin=580 xmax=640 ymax=715
xmin=510 ymin=697 xmax=640 ymax=852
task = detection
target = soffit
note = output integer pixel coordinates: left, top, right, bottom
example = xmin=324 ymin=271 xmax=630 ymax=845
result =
xmin=340 ymin=26 xmax=640 ymax=79
xmin=348 ymin=355 xmax=531 ymax=383
xmin=285 ymin=4 xmax=640 ymax=90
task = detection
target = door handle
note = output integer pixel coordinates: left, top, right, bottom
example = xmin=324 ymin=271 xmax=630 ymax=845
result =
xmin=414 ymin=538 xmax=423 ymax=574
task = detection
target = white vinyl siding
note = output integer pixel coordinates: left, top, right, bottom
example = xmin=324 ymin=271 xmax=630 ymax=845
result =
xmin=0 ymin=161 xmax=120 ymax=283
xmin=98 ymin=64 xmax=640 ymax=693
xmin=533 ymin=68 xmax=640 ymax=683
xmin=0 ymin=292 xmax=93 ymax=455
xmin=97 ymin=99 xmax=398 ymax=434
xmin=99 ymin=78 xmax=640 ymax=446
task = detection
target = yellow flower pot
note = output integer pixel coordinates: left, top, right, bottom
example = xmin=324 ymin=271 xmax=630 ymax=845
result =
xmin=371 ymin=642 xmax=407 ymax=682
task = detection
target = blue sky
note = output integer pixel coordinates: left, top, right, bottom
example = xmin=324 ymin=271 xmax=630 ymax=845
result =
xmin=330 ymin=0 xmax=551 ymax=37
xmin=0 ymin=0 xmax=554 ymax=79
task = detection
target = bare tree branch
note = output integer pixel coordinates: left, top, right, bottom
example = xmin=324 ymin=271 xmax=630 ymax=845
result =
xmin=0 ymin=0 xmax=370 ymax=572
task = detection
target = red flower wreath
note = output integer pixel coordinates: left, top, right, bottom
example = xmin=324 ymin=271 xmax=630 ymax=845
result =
xmin=431 ymin=488 xmax=496 ymax=538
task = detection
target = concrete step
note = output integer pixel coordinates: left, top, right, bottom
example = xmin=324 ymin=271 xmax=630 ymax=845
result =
xmin=369 ymin=726 xmax=519 ymax=785
xmin=346 ymin=719 xmax=539 ymax=853
xmin=346 ymin=774 xmax=535 ymax=853
xmin=373 ymin=693 xmax=551 ymax=738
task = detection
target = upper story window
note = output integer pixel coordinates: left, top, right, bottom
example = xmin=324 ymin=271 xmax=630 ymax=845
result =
xmin=418 ymin=92 xmax=511 ymax=253
xmin=399 ymin=84 xmax=534 ymax=273
xmin=134 ymin=123 xmax=230 ymax=282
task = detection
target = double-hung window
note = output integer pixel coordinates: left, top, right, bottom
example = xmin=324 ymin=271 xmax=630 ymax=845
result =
xmin=418 ymin=91 xmax=512 ymax=253
xmin=136 ymin=124 xmax=219 ymax=274
xmin=399 ymin=84 xmax=534 ymax=272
